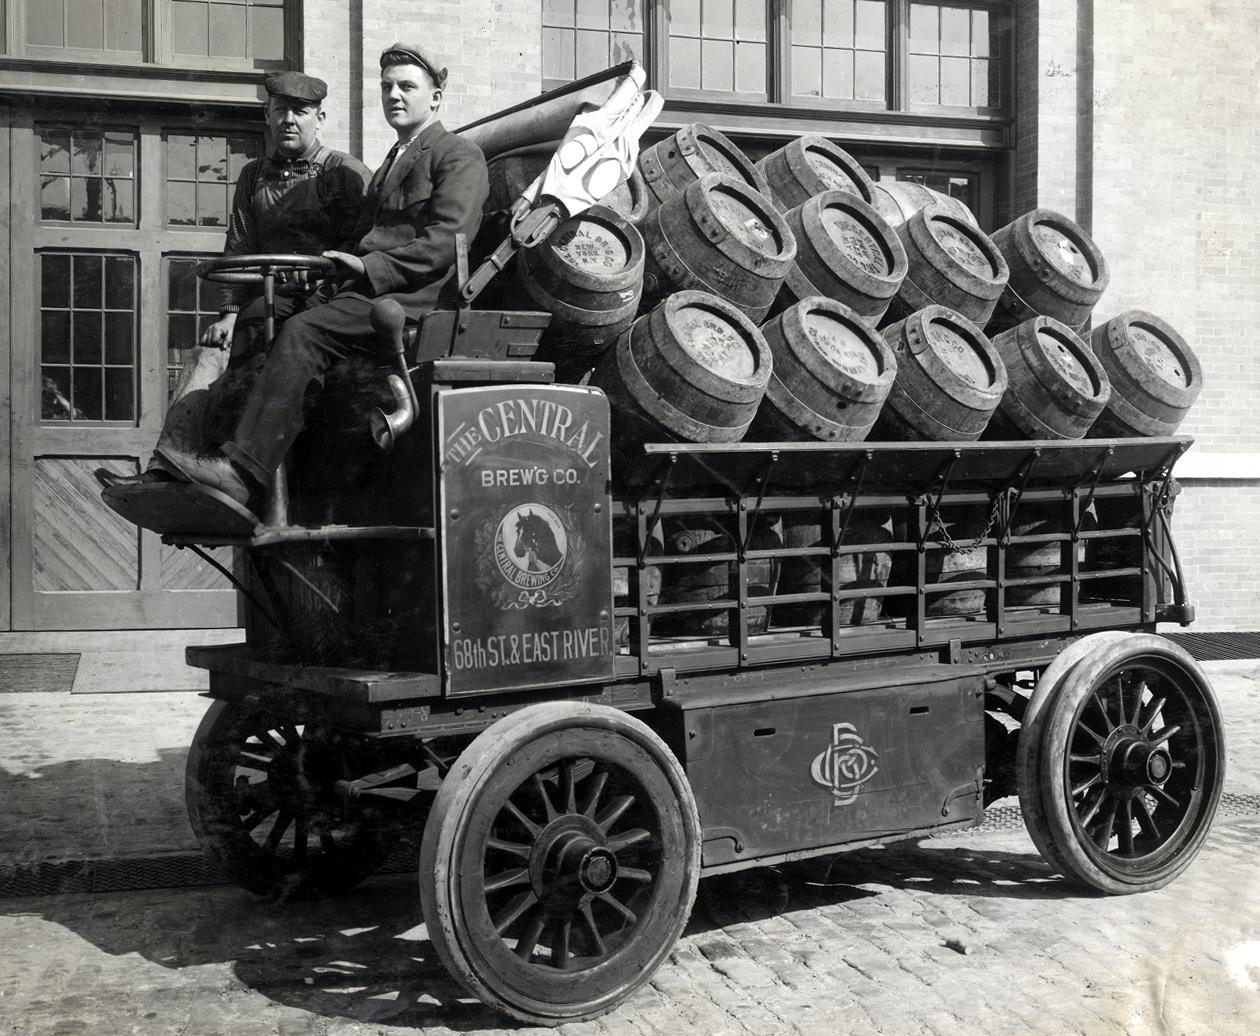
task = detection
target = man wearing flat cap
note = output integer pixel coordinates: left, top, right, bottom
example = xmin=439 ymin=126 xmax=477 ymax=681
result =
xmin=155 ymin=44 xmax=490 ymax=518
xmin=98 ymin=70 xmax=371 ymax=488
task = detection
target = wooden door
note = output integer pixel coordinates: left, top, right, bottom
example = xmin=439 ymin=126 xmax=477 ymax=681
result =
xmin=7 ymin=106 xmax=260 ymax=629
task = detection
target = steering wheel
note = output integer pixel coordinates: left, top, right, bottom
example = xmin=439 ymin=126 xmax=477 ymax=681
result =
xmin=196 ymin=254 xmax=340 ymax=347
xmin=197 ymin=253 xmax=336 ymax=285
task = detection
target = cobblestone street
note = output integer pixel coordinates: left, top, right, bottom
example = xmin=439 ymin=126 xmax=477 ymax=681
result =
xmin=1 ymin=662 xmax=1258 ymax=1034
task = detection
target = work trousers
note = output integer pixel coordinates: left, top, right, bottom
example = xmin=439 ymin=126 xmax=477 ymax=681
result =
xmin=221 ymin=291 xmax=381 ymax=486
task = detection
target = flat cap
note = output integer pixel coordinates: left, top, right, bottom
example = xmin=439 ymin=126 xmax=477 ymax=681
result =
xmin=380 ymin=42 xmax=449 ymax=88
xmin=264 ymin=71 xmax=327 ymax=104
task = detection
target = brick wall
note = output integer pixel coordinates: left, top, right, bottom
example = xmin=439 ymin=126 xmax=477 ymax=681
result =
xmin=302 ymin=0 xmax=358 ymax=155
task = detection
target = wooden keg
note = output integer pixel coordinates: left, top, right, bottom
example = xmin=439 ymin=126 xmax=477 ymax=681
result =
xmin=987 ymin=208 xmax=1110 ymax=335
xmin=638 ymin=123 xmax=771 ymax=213
xmin=755 ymin=134 xmax=876 ymax=211
xmin=870 ymin=181 xmax=979 ymax=230
xmin=599 ymin=166 xmax=650 ymax=225
xmin=640 ymin=173 xmax=796 ymax=322
xmin=775 ymin=511 xmax=892 ymax=627
xmin=888 ymin=504 xmax=988 ymax=618
xmin=1003 ymin=501 xmax=1090 ymax=609
xmin=588 ymin=291 xmax=772 ymax=454
xmin=751 ymin=297 xmax=897 ymax=442
xmin=484 ymin=143 xmax=554 ymax=212
xmin=873 ymin=306 xmax=1008 ymax=441
xmin=516 ymin=204 xmax=644 ymax=378
xmin=612 ymin=514 xmax=663 ymax=649
xmin=1088 ymin=311 xmax=1203 ymax=437
xmin=656 ymin=515 xmax=782 ymax=637
xmin=987 ymin=317 xmax=1111 ymax=440
xmin=776 ymin=190 xmax=908 ymax=324
xmin=886 ymin=204 xmax=1009 ymax=326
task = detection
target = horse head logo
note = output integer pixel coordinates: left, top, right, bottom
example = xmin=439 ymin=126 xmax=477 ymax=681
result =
xmin=513 ymin=508 xmax=563 ymax=572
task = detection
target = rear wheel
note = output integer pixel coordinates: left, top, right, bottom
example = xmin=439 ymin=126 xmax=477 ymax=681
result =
xmin=419 ymin=702 xmax=701 ymax=1025
xmin=186 ymin=701 xmax=392 ymax=899
xmin=1036 ymin=635 xmax=1225 ymax=893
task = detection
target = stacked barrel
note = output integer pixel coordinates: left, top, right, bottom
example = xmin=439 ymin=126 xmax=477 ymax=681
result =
xmin=481 ymin=126 xmax=1206 ymax=636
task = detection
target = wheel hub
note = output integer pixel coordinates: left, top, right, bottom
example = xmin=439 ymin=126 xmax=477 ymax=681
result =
xmin=530 ymin=815 xmax=616 ymax=904
xmin=1104 ymin=724 xmax=1172 ymax=790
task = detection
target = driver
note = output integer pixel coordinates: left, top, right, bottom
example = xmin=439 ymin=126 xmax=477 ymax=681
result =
xmin=96 ymin=71 xmax=370 ymax=488
xmin=153 ymin=44 xmax=489 ymax=517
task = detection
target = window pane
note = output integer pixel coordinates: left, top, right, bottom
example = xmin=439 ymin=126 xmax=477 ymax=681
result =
xmin=168 ymin=181 xmax=197 ymax=225
xmin=576 ymin=0 xmax=608 ymax=29
xmin=197 ymin=183 xmax=228 ymax=227
xmin=792 ymin=45 xmax=823 ymax=97
xmin=575 ymin=29 xmax=608 ymax=77
xmin=704 ymin=0 xmax=733 ymax=39
xmin=910 ymin=54 xmax=938 ymax=104
xmin=103 ymin=133 xmax=134 ymax=177
xmin=105 ymin=179 xmax=134 ymax=222
xmin=104 ymin=368 xmax=135 ymax=421
xmin=735 ymin=0 xmax=765 ymax=41
xmin=854 ymin=49 xmax=886 ymax=101
xmin=941 ymin=6 xmax=970 ymax=55
xmin=823 ymin=48 xmax=854 ymax=100
xmin=612 ymin=32 xmax=642 ymax=64
xmin=543 ymin=27 xmax=575 ymax=79
xmin=105 ymin=256 xmax=133 ymax=309
xmin=671 ymin=36 xmax=702 ymax=88
xmin=72 ymin=133 xmax=102 ymax=174
xmin=972 ymin=58 xmax=994 ymax=107
xmin=168 ymin=313 xmax=197 ymax=351
xmin=172 ymin=1 xmax=209 ymax=54
xmin=167 ymin=134 xmax=197 ymax=179
xmin=544 ymin=0 xmax=575 ymax=26
xmin=105 ymin=313 xmax=134 ymax=364
xmin=854 ymin=1 xmax=886 ymax=52
xmin=74 ymin=367 xmax=104 ymax=420
xmin=610 ymin=0 xmax=642 ymax=33
xmin=702 ymin=38 xmax=733 ymax=90
xmin=824 ymin=0 xmax=854 ymax=47
xmin=972 ymin=10 xmax=991 ymax=57
xmin=42 ymin=131 xmax=71 ymax=173
xmin=169 ymin=259 xmax=198 ymax=311
xmin=792 ymin=0 xmax=822 ymax=46
xmin=198 ymin=136 xmax=228 ymax=182
xmin=672 ymin=0 xmax=701 ymax=37
xmin=75 ymin=311 xmax=104 ymax=364
xmin=251 ymin=3 xmax=284 ymax=59
xmin=41 ymin=177 xmax=71 ymax=221
xmin=104 ymin=0 xmax=144 ymax=51
xmin=228 ymin=136 xmax=259 ymax=180
xmin=941 ymin=55 xmax=969 ymax=105
xmin=43 ymin=256 xmax=71 ymax=308
xmin=734 ymin=41 xmax=765 ymax=93
xmin=72 ymin=177 xmax=103 ymax=222
xmin=28 ymin=1 xmax=65 ymax=46
xmin=73 ymin=255 xmax=103 ymax=308
xmin=42 ymin=312 xmax=72 ymax=364
xmin=67 ymin=0 xmax=105 ymax=50
xmin=209 ymin=1 xmax=247 ymax=55
xmin=909 ymin=3 xmax=937 ymax=51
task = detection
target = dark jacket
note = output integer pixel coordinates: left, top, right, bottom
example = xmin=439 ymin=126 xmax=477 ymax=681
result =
xmin=348 ymin=119 xmax=489 ymax=318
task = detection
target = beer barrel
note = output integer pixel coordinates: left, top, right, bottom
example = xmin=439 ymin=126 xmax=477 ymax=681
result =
xmin=775 ymin=511 xmax=892 ymax=627
xmin=638 ymin=123 xmax=771 ymax=213
xmin=776 ymin=190 xmax=908 ymax=325
xmin=484 ymin=142 xmax=553 ymax=212
xmin=755 ymin=134 xmax=876 ymax=211
xmin=612 ymin=514 xmax=663 ymax=649
xmin=640 ymin=173 xmax=796 ymax=323
xmin=987 ymin=317 xmax=1111 ymax=440
xmin=752 ymin=297 xmax=897 ymax=442
xmin=987 ymin=208 xmax=1109 ymax=335
xmin=588 ymin=291 xmax=772 ymax=454
xmin=873 ymin=307 xmax=1008 ymax=441
xmin=870 ymin=181 xmax=979 ymax=229
xmin=599 ymin=166 xmax=650 ymax=225
xmin=889 ymin=505 xmax=988 ymax=618
xmin=516 ymin=205 xmax=644 ymax=378
xmin=1004 ymin=501 xmax=1091 ymax=609
xmin=1089 ymin=311 xmax=1203 ymax=437
xmin=656 ymin=515 xmax=782 ymax=637
xmin=886 ymin=203 xmax=1009 ymax=327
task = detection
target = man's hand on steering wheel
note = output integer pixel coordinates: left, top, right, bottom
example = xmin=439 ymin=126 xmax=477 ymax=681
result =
xmin=322 ymin=250 xmax=367 ymax=277
xmin=199 ymin=311 xmax=239 ymax=349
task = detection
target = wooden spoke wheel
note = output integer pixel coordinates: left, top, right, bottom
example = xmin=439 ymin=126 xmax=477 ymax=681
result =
xmin=1035 ymin=634 xmax=1225 ymax=894
xmin=185 ymin=701 xmax=391 ymax=899
xmin=418 ymin=702 xmax=701 ymax=1025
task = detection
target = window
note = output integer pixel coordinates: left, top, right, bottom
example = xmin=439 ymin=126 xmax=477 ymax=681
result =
xmin=165 ymin=132 xmax=261 ymax=228
xmin=541 ymin=1 xmax=1009 ymax=116
xmin=39 ymin=253 xmax=137 ymax=422
xmin=897 ymin=169 xmax=979 ymax=216
xmin=40 ymin=128 xmax=137 ymax=226
xmin=15 ymin=0 xmax=291 ymax=69
xmin=166 ymin=257 xmax=220 ymax=399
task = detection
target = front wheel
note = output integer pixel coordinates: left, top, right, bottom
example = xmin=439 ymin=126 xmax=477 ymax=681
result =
xmin=1036 ymin=634 xmax=1225 ymax=894
xmin=418 ymin=702 xmax=701 ymax=1025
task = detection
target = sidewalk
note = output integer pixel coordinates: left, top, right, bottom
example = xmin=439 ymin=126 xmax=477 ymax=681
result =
xmin=2 ymin=658 xmax=1259 ymax=882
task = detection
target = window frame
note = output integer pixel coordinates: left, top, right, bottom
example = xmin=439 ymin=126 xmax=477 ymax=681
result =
xmin=541 ymin=1 xmax=1013 ymax=123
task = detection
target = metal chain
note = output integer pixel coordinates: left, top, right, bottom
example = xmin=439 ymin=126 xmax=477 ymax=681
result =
xmin=928 ymin=489 xmax=1005 ymax=556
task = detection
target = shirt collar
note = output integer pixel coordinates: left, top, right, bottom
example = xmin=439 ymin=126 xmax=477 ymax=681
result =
xmin=269 ymin=141 xmax=322 ymax=166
